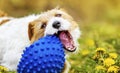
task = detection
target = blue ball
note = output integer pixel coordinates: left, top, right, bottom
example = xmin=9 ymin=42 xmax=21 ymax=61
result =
xmin=17 ymin=35 xmax=65 ymax=73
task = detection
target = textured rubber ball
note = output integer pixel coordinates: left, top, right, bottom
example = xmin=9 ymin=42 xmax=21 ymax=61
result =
xmin=17 ymin=35 xmax=65 ymax=73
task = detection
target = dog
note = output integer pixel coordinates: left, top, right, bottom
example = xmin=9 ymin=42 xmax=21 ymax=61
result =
xmin=0 ymin=8 xmax=81 ymax=73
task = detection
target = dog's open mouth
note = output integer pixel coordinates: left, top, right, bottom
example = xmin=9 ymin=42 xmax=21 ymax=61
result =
xmin=55 ymin=31 xmax=76 ymax=52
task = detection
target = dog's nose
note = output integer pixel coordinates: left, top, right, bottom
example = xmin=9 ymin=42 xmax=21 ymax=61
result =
xmin=52 ymin=21 xmax=61 ymax=29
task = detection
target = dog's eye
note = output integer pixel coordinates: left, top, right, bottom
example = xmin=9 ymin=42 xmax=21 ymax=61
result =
xmin=41 ymin=22 xmax=46 ymax=29
xmin=55 ymin=14 xmax=62 ymax=17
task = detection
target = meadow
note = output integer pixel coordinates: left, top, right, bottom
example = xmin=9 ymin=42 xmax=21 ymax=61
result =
xmin=69 ymin=22 xmax=120 ymax=73
xmin=0 ymin=0 xmax=120 ymax=73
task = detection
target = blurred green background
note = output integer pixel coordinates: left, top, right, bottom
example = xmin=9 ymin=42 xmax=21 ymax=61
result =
xmin=0 ymin=0 xmax=120 ymax=73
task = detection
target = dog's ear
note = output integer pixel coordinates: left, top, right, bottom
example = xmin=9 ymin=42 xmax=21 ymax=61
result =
xmin=28 ymin=22 xmax=34 ymax=40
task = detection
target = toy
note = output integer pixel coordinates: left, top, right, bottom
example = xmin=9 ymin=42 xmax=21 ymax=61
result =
xmin=17 ymin=35 xmax=65 ymax=73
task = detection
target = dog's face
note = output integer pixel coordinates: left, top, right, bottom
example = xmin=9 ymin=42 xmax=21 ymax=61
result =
xmin=28 ymin=8 xmax=80 ymax=52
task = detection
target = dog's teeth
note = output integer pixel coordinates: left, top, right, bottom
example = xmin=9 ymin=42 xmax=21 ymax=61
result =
xmin=68 ymin=48 xmax=71 ymax=50
xmin=54 ymin=32 xmax=57 ymax=34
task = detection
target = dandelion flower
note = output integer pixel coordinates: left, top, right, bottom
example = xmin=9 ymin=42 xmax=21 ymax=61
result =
xmin=109 ymin=53 xmax=118 ymax=59
xmin=86 ymin=39 xmax=95 ymax=46
xmin=95 ymin=65 xmax=106 ymax=70
xmin=81 ymin=49 xmax=90 ymax=56
xmin=0 ymin=66 xmax=8 ymax=72
xmin=104 ymin=58 xmax=115 ymax=67
xmin=96 ymin=48 xmax=106 ymax=54
xmin=107 ymin=66 xmax=119 ymax=73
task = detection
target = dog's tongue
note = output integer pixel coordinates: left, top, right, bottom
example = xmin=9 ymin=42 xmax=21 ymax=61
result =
xmin=59 ymin=31 xmax=76 ymax=52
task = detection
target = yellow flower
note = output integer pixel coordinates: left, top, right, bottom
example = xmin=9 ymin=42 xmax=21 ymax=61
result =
xmin=95 ymin=48 xmax=106 ymax=54
xmin=104 ymin=58 xmax=115 ymax=67
xmin=86 ymin=39 xmax=95 ymax=46
xmin=107 ymin=66 xmax=119 ymax=73
xmin=109 ymin=53 xmax=118 ymax=59
xmin=95 ymin=65 xmax=106 ymax=70
xmin=0 ymin=65 xmax=8 ymax=71
xmin=81 ymin=49 xmax=90 ymax=56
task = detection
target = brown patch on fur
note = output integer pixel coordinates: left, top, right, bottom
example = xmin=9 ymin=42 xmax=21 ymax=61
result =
xmin=0 ymin=19 xmax=10 ymax=25
xmin=0 ymin=10 xmax=7 ymax=17
xmin=28 ymin=19 xmax=47 ymax=43
xmin=28 ymin=23 xmax=34 ymax=41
